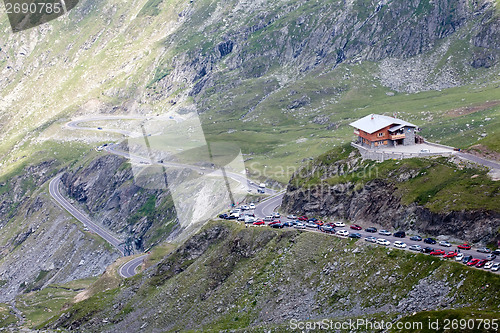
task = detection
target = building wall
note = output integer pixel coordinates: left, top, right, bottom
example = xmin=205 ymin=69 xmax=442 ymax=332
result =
xmin=403 ymin=126 xmax=416 ymax=146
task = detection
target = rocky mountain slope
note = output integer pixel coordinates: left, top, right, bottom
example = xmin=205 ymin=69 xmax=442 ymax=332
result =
xmin=282 ymin=145 xmax=500 ymax=245
xmin=46 ymin=221 xmax=500 ymax=332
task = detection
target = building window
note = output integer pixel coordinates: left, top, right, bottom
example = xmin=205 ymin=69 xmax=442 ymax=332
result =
xmin=377 ymin=132 xmax=384 ymax=137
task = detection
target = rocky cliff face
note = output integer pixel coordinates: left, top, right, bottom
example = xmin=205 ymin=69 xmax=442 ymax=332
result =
xmin=281 ymin=147 xmax=500 ymax=245
xmin=61 ymin=154 xmax=179 ymax=248
xmin=0 ymin=161 xmax=120 ymax=302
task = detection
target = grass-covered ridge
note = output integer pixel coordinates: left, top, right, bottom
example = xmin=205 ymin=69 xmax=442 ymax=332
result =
xmin=294 ymin=144 xmax=500 ymax=213
xmin=40 ymin=220 xmax=500 ymax=332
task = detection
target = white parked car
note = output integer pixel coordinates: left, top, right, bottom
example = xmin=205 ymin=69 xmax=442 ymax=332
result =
xmin=377 ymin=238 xmax=390 ymax=246
xmin=455 ymin=253 xmax=464 ymax=261
xmin=249 ymin=203 xmax=256 ymax=209
xmin=409 ymin=244 xmax=421 ymax=251
xmin=241 ymin=205 xmax=250 ymax=210
xmin=394 ymin=241 xmax=407 ymax=248
xmin=334 ymin=222 xmax=345 ymax=227
xmin=272 ymin=212 xmax=281 ymax=218
xmin=336 ymin=230 xmax=349 ymax=237
xmin=294 ymin=223 xmax=306 ymax=229
xmin=287 ymin=214 xmax=297 ymax=219
xmin=439 ymin=241 xmax=452 ymax=247
xmin=264 ymin=216 xmax=273 ymax=222
xmin=484 ymin=261 xmax=494 ymax=269
xmin=492 ymin=262 xmax=500 ymax=272
xmin=379 ymin=230 xmax=391 ymax=236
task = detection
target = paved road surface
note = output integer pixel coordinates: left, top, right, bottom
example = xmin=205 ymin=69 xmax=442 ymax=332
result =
xmin=457 ymin=152 xmax=500 ymax=170
xmin=49 ymin=175 xmax=124 ymax=255
xmin=119 ymin=254 xmax=148 ymax=278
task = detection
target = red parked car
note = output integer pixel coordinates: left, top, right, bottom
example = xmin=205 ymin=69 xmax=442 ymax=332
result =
xmin=269 ymin=220 xmax=281 ymax=225
xmin=457 ymin=244 xmax=471 ymax=250
xmin=430 ymin=249 xmax=445 ymax=256
xmin=253 ymin=221 xmax=265 ymax=225
xmin=467 ymin=258 xmax=480 ymax=266
xmin=443 ymin=251 xmax=458 ymax=258
xmin=350 ymin=224 xmax=362 ymax=230
xmin=476 ymin=259 xmax=487 ymax=268
xmin=298 ymin=216 xmax=308 ymax=221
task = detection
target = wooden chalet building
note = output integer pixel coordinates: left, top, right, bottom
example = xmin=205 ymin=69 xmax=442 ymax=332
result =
xmin=349 ymin=114 xmax=420 ymax=149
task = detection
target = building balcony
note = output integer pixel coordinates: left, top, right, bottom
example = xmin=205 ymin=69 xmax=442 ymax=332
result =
xmin=390 ymin=133 xmax=405 ymax=140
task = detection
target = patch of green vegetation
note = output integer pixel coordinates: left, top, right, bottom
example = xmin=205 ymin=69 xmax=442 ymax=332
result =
xmin=297 ymin=145 xmax=499 ymax=213
xmin=0 ymin=303 xmax=18 ymax=328
xmin=138 ymin=0 xmax=164 ymax=17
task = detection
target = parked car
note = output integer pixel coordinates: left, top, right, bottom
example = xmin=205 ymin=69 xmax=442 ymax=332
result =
xmin=409 ymin=244 xmax=422 ymax=251
xmin=491 ymin=262 xmax=500 ymax=272
xmin=287 ymin=214 xmax=297 ymax=219
xmin=298 ymin=216 xmax=308 ymax=221
xmin=272 ymin=212 xmax=281 ymax=218
xmin=466 ymin=258 xmax=480 ymax=266
xmin=253 ymin=221 xmax=265 ymax=225
xmin=241 ymin=205 xmax=250 ymax=210
xmin=238 ymin=215 xmax=246 ymax=221
xmin=219 ymin=213 xmax=229 ymax=219
xmin=394 ymin=231 xmax=406 ymax=238
xmin=365 ymin=227 xmax=377 ymax=233
xmin=282 ymin=221 xmax=294 ymax=227
xmin=457 ymin=244 xmax=471 ymax=250
xmin=485 ymin=254 xmax=497 ymax=261
xmin=349 ymin=233 xmax=362 ymax=239
xmin=264 ymin=216 xmax=274 ymax=222
xmin=269 ymin=220 xmax=281 ymax=226
xmin=336 ymin=230 xmax=349 ymax=237
xmin=484 ymin=261 xmax=494 ymax=269
xmin=394 ymin=241 xmax=406 ymax=248
xmin=455 ymin=253 xmax=464 ymax=261
xmin=439 ymin=241 xmax=452 ymax=247
xmin=379 ymin=230 xmax=391 ymax=236
xmin=321 ymin=225 xmax=334 ymax=233
xmin=422 ymin=247 xmax=434 ymax=254
xmin=492 ymin=249 xmax=500 ymax=256
xmin=364 ymin=236 xmax=377 ymax=243
xmin=476 ymin=259 xmax=487 ymax=268
xmin=334 ymin=222 xmax=346 ymax=227
xmin=377 ymin=238 xmax=390 ymax=246
xmin=462 ymin=255 xmax=473 ymax=264
xmin=424 ymin=238 xmax=437 ymax=244
xmin=308 ymin=218 xmax=318 ymax=222
xmin=270 ymin=223 xmax=284 ymax=229
xmin=430 ymin=249 xmax=445 ymax=256
xmin=294 ymin=223 xmax=306 ymax=229
xmin=477 ymin=247 xmax=492 ymax=253
xmin=350 ymin=224 xmax=362 ymax=230
xmin=410 ymin=235 xmax=422 ymax=241
xmin=305 ymin=222 xmax=318 ymax=228
xmin=249 ymin=203 xmax=256 ymax=209
xmin=443 ymin=251 xmax=458 ymax=258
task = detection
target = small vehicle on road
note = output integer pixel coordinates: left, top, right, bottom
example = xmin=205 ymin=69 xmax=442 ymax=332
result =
xmin=477 ymin=247 xmax=491 ymax=254
xmin=394 ymin=231 xmax=406 ymax=238
xmin=462 ymin=255 xmax=473 ymax=264
xmin=394 ymin=241 xmax=406 ymax=248
xmin=409 ymin=244 xmax=422 ymax=251
xmin=365 ymin=236 xmax=377 ymax=243
xmin=410 ymin=235 xmax=422 ymax=241
xmin=455 ymin=253 xmax=464 ymax=261
xmin=424 ymin=238 xmax=437 ymax=244
xmin=253 ymin=221 xmax=265 ymax=226
xmin=349 ymin=233 xmax=361 ymax=239
xmin=294 ymin=223 xmax=306 ymax=229
xmin=484 ymin=261 xmax=494 ymax=269
xmin=439 ymin=241 xmax=452 ymax=247
xmin=305 ymin=222 xmax=319 ymax=229
xmin=298 ymin=216 xmax=308 ymax=221
xmin=287 ymin=214 xmax=297 ymax=219
xmin=475 ymin=259 xmax=487 ymax=268
xmin=485 ymin=254 xmax=497 ymax=261
xmin=430 ymin=249 xmax=445 ymax=256
xmin=270 ymin=223 xmax=284 ymax=229
xmin=334 ymin=222 xmax=346 ymax=227
xmin=365 ymin=227 xmax=377 ymax=233
xmin=466 ymin=258 xmax=480 ymax=266
xmin=336 ymin=230 xmax=349 ymax=237
xmin=492 ymin=262 xmax=500 ymax=271
xmin=443 ymin=251 xmax=458 ymax=258
xmin=457 ymin=244 xmax=471 ymax=250
xmin=249 ymin=203 xmax=256 ymax=209
xmin=379 ymin=230 xmax=391 ymax=236
xmin=376 ymin=238 xmax=390 ymax=246
xmin=350 ymin=224 xmax=362 ymax=230
xmin=421 ymin=247 xmax=434 ymax=254
xmin=321 ymin=225 xmax=334 ymax=233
